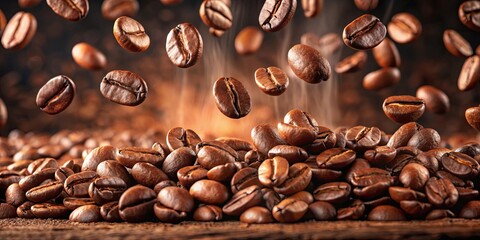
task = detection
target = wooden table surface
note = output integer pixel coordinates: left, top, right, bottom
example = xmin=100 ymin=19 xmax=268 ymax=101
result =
xmin=1 ymin=218 xmax=480 ymax=239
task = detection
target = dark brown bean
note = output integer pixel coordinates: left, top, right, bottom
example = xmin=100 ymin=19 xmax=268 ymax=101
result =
xmin=200 ymin=0 xmax=233 ymax=31
xmin=0 ymin=10 xmax=5 ymax=33
xmin=425 ymin=177 xmax=458 ymax=208
xmin=258 ymin=157 xmax=289 ymax=188
xmin=101 ymin=0 xmax=139 ymax=21
xmin=313 ymin=182 xmax=351 ymax=204
xmin=31 ymin=203 xmax=69 ymax=219
xmin=335 ymin=51 xmax=368 ymax=74
xmin=301 ymin=0 xmax=323 ymax=18
xmin=166 ymin=127 xmax=201 ymax=152
xmin=17 ymin=201 xmax=36 ymax=219
xmin=459 ymin=1 xmax=480 ymax=31
xmin=441 ymin=152 xmax=479 ymax=178
xmin=46 ymin=0 xmax=89 ymax=21
xmin=254 ymin=67 xmax=289 ymax=96
xmin=458 ymin=55 xmax=480 ymax=91
xmin=308 ymin=201 xmax=336 ymax=220
xmin=350 ymin=167 xmax=392 ymax=187
xmin=153 ymin=202 xmax=187 ymax=223
xmin=303 ymin=128 xmax=338 ymax=155
xmin=416 ymin=85 xmax=450 ymax=114
xmin=193 ymin=205 xmax=223 ymax=221
xmin=259 ymin=0 xmax=297 ymax=32
xmin=177 ymin=165 xmax=207 ymax=188
xmin=406 ymin=128 xmax=440 ymax=151
xmin=0 ymin=98 xmax=7 ymax=129
xmin=272 ymin=198 xmax=308 ymax=223
xmin=343 ymin=14 xmax=386 ymax=49
xmin=443 ymin=29 xmax=473 ymax=57
xmin=389 ymin=186 xmax=426 ymax=203
xmin=274 ymin=163 xmax=312 ymax=195
xmin=223 ymin=185 xmax=262 ymax=216
xmin=368 ymin=205 xmax=407 ymax=221
xmin=113 ymin=16 xmax=150 ymax=52
xmin=166 ymin=23 xmax=203 ymax=68
xmin=19 ymin=168 xmax=56 ymax=191
xmin=158 ymin=186 xmax=195 ymax=213
xmin=36 ymin=75 xmax=76 ymax=115
xmin=316 ymin=148 xmax=356 ymax=170
xmin=88 ymin=177 xmax=127 ymax=205
xmin=197 ymin=141 xmax=237 ymax=170
xmin=131 ymin=162 xmax=168 ymax=188
xmin=25 ymin=181 xmax=63 ymax=202
xmin=287 ymin=44 xmax=331 ymax=83
xmin=118 ymin=185 xmax=156 ymax=222
xmin=18 ymin=0 xmax=43 ymax=8
xmin=100 ymin=201 xmax=121 ymax=222
xmin=268 ymin=145 xmax=308 ymax=164
xmin=425 ymin=209 xmax=455 ymax=220
xmin=213 ymin=77 xmax=251 ymax=119
xmin=82 ymin=145 xmax=116 ymax=171
xmin=1 ymin=12 xmax=36 ymax=50
xmin=71 ymin=42 xmax=107 ymax=70
xmin=251 ymin=124 xmax=287 ymax=155
xmin=240 ymin=206 xmax=274 ymax=223
xmin=364 ymin=146 xmax=397 ymax=166
xmin=162 ymin=147 xmax=196 ymax=179
xmin=100 ymin=70 xmax=148 ymax=106
xmin=63 ymin=197 xmax=95 ymax=210
xmin=235 ymin=26 xmax=264 ymax=55
xmin=459 ymin=200 xmax=480 ymax=219
xmin=466 ymin=105 xmax=480 ymax=131
xmin=387 ymin=13 xmax=422 ymax=44
xmin=190 ymin=180 xmax=229 ymax=205
xmin=96 ymin=160 xmax=133 ymax=186
xmin=345 ymin=126 xmax=381 ymax=150
xmin=383 ymin=95 xmax=425 ymax=123
xmin=277 ymin=123 xmax=316 ymax=146
xmin=6 ymin=183 xmax=27 ymax=207
xmin=207 ymin=163 xmax=237 ymax=183
xmin=399 ymin=163 xmax=430 ymax=190
xmin=64 ymin=171 xmax=98 ymax=197
xmin=69 ymin=205 xmax=101 ymax=223
xmin=363 ymin=67 xmax=401 ymax=91
xmin=231 ymin=167 xmax=261 ymax=194
xmin=372 ymin=38 xmax=401 ymax=67
xmin=337 ymin=199 xmax=365 ymax=220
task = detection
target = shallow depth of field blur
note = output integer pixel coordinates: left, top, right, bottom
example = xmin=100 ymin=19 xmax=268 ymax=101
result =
xmin=0 ymin=0 xmax=479 ymax=142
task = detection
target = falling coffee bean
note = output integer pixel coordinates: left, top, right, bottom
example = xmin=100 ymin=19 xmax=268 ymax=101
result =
xmin=259 ymin=0 xmax=297 ymax=32
xmin=416 ymin=85 xmax=450 ymax=114
xmin=213 ymin=77 xmax=251 ymax=119
xmin=0 ymin=98 xmax=7 ymax=129
xmin=1 ymin=11 xmax=37 ymax=50
xmin=36 ymin=75 xmax=76 ymax=115
xmin=100 ymin=70 xmax=148 ymax=106
xmin=71 ymin=42 xmax=107 ymax=70
xmin=363 ymin=68 xmax=400 ymax=91
xmin=372 ymin=38 xmax=401 ymax=68
xmin=382 ymin=95 xmax=425 ymax=124
xmin=335 ymin=51 xmax=368 ymax=74
xmin=255 ymin=67 xmax=289 ymax=96
xmin=166 ymin=23 xmax=203 ymax=68
xmin=235 ymin=26 xmax=264 ymax=55
xmin=387 ymin=12 xmax=422 ymax=44
xmin=459 ymin=1 xmax=480 ymax=31
xmin=466 ymin=105 xmax=480 ymax=131
xmin=443 ymin=29 xmax=473 ymax=58
xmin=46 ymin=0 xmax=89 ymax=21
xmin=102 ymin=0 xmax=139 ymax=21
xmin=343 ymin=14 xmax=386 ymax=50
xmin=301 ymin=0 xmax=323 ymax=18
xmin=288 ymin=44 xmax=331 ymax=84
xmin=113 ymin=16 xmax=150 ymax=52
xmin=200 ymin=0 xmax=233 ymax=31
xmin=458 ymin=55 xmax=480 ymax=91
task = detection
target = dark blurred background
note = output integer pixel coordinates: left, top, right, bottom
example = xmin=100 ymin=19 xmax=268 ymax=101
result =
xmin=0 ymin=0 xmax=479 ymax=141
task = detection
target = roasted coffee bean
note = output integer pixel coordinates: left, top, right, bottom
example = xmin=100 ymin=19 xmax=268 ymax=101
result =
xmin=102 ymin=0 xmax=139 ymax=21
xmin=284 ymin=109 xmax=319 ymax=132
xmin=118 ymin=185 xmax=156 ymax=222
xmin=254 ymin=67 xmax=289 ymax=96
xmin=455 ymin=143 xmax=480 ymax=157
xmin=336 ymin=199 xmax=365 ymax=220
xmin=382 ymin=95 xmax=425 ymax=124
xmin=231 ymin=167 xmax=261 ymax=194
xmin=96 ymin=160 xmax=133 ymax=186
xmin=353 ymin=181 xmax=390 ymax=200
xmin=251 ymin=124 xmax=287 ymax=155
xmin=153 ymin=202 xmax=188 ymax=223
xmin=193 ymin=205 xmax=223 ymax=221
xmin=216 ymin=137 xmax=253 ymax=152
xmin=368 ymin=205 xmax=407 ymax=221
xmin=274 ymin=163 xmax=311 ymax=195
xmin=288 ymin=44 xmax=331 ymax=83
xmin=213 ymin=77 xmax=251 ymax=119
xmin=46 ymin=0 xmax=89 ymax=21
xmin=389 ymin=186 xmax=426 ymax=203
xmin=239 ymin=206 xmax=274 ymax=223
xmin=363 ymin=67 xmax=401 ymax=91
xmin=441 ymin=152 xmax=479 ymax=178
xmin=457 ymin=187 xmax=479 ymax=201
xmin=425 ymin=209 xmax=455 ymax=220
xmin=223 ymin=185 xmax=262 ymax=216
xmin=17 ymin=201 xmax=35 ymax=218
xmin=100 ymin=201 xmax=121 ymax=222
xmin=459 ymin=1 xmax=480 ymax=31
xmin=113 ymin=16 xmax=150 ymax=52
xmin=100 ymin=70 xmax=148 ymax=106
xmin=64 ymin=171 xmax=98 ymax=197
xmin=28 ymin=158 xmax=59 ymax=175
xmin=354 ymin=0 xmax=378 ymax=11
xmin=166 ymin=127 xmax=201 ymax=152
xmin=207 ymin=163 xmax=237 ymax=183
xmin=308 ymin=201 xmax=336 ymax=220
xmin=372 ymin=38 xmax=401 ymax=67
xmin=277 ymin=123 xmax=317 ymax=146
xmin=158 ymin=186 xmax=194 ymax=213
xmin=416 ymin=85 xmax=450 ymax=114
xmin=407 ymin=128 xmax=440 ymax=151
xmin=345 ymin=126 xmax=381 ymax=150
xmin=69 ymin=205 xmax=101 ymax=223
xmin=459 ymin=200 xmax=480 ymax=219
xmin=261 ymin=188 xmax=281 ymax=211
xmin=436 ymin=170 xmax=467 ymax=187
xmin=425 ymin=177 xmax=458 ymax=208
xmin=343 ymin=14 xmax=386 ymax=50
xmin=304 ymin=129 xmax=337 ymax=155
xmin=458 ymin=55 xmax=480 ymax=91
xmin=387 ymin=12 xmax=422 ymax=44
xmin=350 ymin=167 xmax=392 ymax=187
xmin=31 ymin=203 xmax=69 ymax=219
xmin=300 ymin=0 xmax=322 ymax=18
xmin=131 ymin=162 xmax=168 ymax=188
xmin=190 ymin=180 xmax=229 ymax=205
xmin=197 ymin=141 xmax=237 ymax=170
xmin=19 ymin=168 xmax=56 ymax=191
xmin=364 ymin=146 xmax=397 ymax=166
xmin=287 ymin=191 xmax=314 ymax=204
xmin=466 ymin=105 xmax=480 ymax=131
xmin=399 ymin=163 xmax=430 ymax=190
xmin=63 ymin=197 xmax=95 ymax=210
xmin=259 ymin=0 xmax=297 ymax=32
xmin=314 ymin=182 xmax=351 ymax=204
xmin=82 ymin=145 xmax=116 ymax=171
xmin=200 ymin=0 xmax=232 ymax=31
xmin=153 ymin=180 xmax=177 ymax=194
xmin=36 ymin=75 xmax=76 ymax=115
xmin=176 ymin=165 xmax=207 ymax=188
xmin=25 ymin=181 xmax=63 ymax=203
xmin=443 ymin=29 xmax=473 ymax=57
xmin=1 ymin=12 xmax=36 ymax=50
xmin=88 ymin=177 xmax=127 ymax=205
xmin=272 ymin=198 xmax=308 ymax=223
xmin=55 ymin=167 xmax=74 ymax=183
xmin=235 ymin=26 xmax=264 ymax=55
xmin=335 ymin=51 xmax=368 ymax=74
xmin=0 ymin=98 xmax=7 ymax=129
xmin=116 ymin=146 xmax=164 ymax=168
xmin=162 ymin=147 xmax=196 ymax=179
xmin=5 ymin=183 xmax=27 ymax=207
xmin=166 ymin=23 xmax=203 ymax=68
xmin=71 ymin=42 xmax=107 ymax=70
xmin=267 ymin=145 xmax=308 ymax=164
xmin=258 ymin=157 xmax=289 ymax=188
xmin=316 ymin=148 xmax=356 ymax=170
xmin=309 ymin=164 xmax=343 ymax=183
xmin=387 ymin=122 xmax=423 ymax=148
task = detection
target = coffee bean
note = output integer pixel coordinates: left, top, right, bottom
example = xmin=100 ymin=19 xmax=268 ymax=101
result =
xmin=237 ymin=206 xmax=273 ymax=223
xmin=466 ymin=105 xmax=480 ymax=131
xmin=100 ymin=70 xmax=148 ymax=106
xmin=284 ymin=109 xmax=319 ymax=132
xmin=64 ymin=171 xmax=98 ymax=197
xmin=288 ymin=44 xmax=331 ymax=83
xmin=101 ymin=0 xmax=139 ymax=21
xmin=343 ymin=14 xmax=386 ymax=50
xmin=0 ymin=98 xmax=7 ymax=129
xmin=197 ymin=141 xmax=237 ymax=170
xmin=100 ymin=201 xmax=121 ymax=222
xmin=63 ymin=197 xmax=95 ymax=210
xmin=372 ymin=38 xmax=401 ymax=67
xmin=407 ymin=128 xmax=440 ymax=151
xmin=277 ymin=123 xmax=316 ymax=147
xmin=272 ymin=198 xmax=308 ymax=223
xmin=274 ymin=163 xmax=311 ymax=195
xmin=258 ymin=157 xmax=289 ymax=188
xmin=268 ymin=145 xmax=308 ymax=164
xmin=457 ymin=187 xmax=479 ymax=201
xmin=443 ymin=29 xmax=473 ymax=57
xmin=304 ymin=129 xmax=338 ymax=155
xmin=313 ymin=182 xmax=351 ymax=204
xmin=166 ymin=23 xmax=203 ymax=68
xmin=19 ymin=168 xmax=56 ymax=191
xmin=177 ymin=165 xmax=207 ymax=188
xmin=459 ymin=1 xmax=480 ymax=31
xmin=231 ymin=167 xmax=261 ymax=194
xmin=88 ymin=176 xmax=127 ymax=205
xmin=158 ymin=186 xmax=194 ymax=213
xmin=441 ymin=152 xmax=479 ymax=178
xmin=131 ymin=162 xmax=168 ymax=188
xmin=17 ymin=201 xmax=36 ymax=218
xmin=316 ymin=148 xmax=356 ymax=170
xmin=235 ymin=26 xmax=264 ymax=55
xmin=113 ymin=16 xmax=150 ymax=52
xmin=71 ymin=42 xmax=107 ymax=70
xmin=46 ymin=0 xmax=89 ymax=21
xmin=200 ymin=0 xmax=232 ymax=31
xmin=1 ymin=12 xmax=37 ymax=50
xmin=190 ymin=179 xmax=229 ymax=205
xmin=5 ymin=183 xmax=27 ymax=207
xmin=251 ymin=124 xmax=287 ymax=155
xmin=455 ymin=143 xmax=480 ymax=158
xmin=193 ymin=205 xmax=223 ymax=221
xmin=213 ymin=77 xmax=251 ymax=119
xmin=425 ymin=177 xmax=458 ymax=208
xmin=389 ymin=186 xmax=426 ymax=203
xmin=69 ymin=205 xmax=101 ymax=223
xmin=96 ymin=160 xmax=133 ymax=187
xmin=259 ymin=0 xmax=297 ymax=32
xmin=118 ymin=185 xmax=156 ymax=222
xmin=387 ymin=122 xmax=423 ymax=148
xmin=153 ymin=202 xmax=188 ymax=223
xmin=307 ymin=201 xmax=336 ymax=221
xmin=436 ymin=170 xmax=467 ymax=187
xmin=367 ymin=205 xmax=407 ymax=221
xmin=387 ymin=12 xmax=422 ymax=44
xmin=207 ymin=163 xmax=237 ymax=183
xmin=337 ymin=199 xmax=365 ymax=220
xmin=25 ymin=180 xmax=63 ymax=202
xmin=254 ymin=67 xmax=289 ymax=96
xmin=335 ymin=51 xmax=368 ymax=74
xmin=82 ymin=145 xmax=116 ymax=171
xmin=55 ymin=167 xmax=74 ymax=183
xmin=459 ymin=200 xmax=480 ymax=219
xmin=36 ymin=75 xmax=76 ymax=115
xmin=364 ymin=146 xmax=397 ymax=166
xmin=425 ymin=209 xmax=455 ymax=220
xmin=31 ymin=203 xmax=69 ymax=219
xmin=162 ymin=147 xmax=196 ymax=179
xmin=350 ymin=167 xmax=392 ymax=187
xmin=416 ymin=85 xmax=450 ymax=114
xmin=116 ymin=146 xmax=164 ymax=168
xmin=301 ymin=0 xmax=322 ymax=18
xmin=345 ymin=126 xmax=381 ymax=150
xmin=223 ymin=185 xmax=262 ymax=216
xmin=383 ymin=95 xmax=425 ymax=123
xmin=354 ymin=0 xmax=378 ymax=11
xmin=363 ymin=67 xmax=401 ymax=91
xmin=166 ymin=127 xmax=201 ymax=152
xmin=153 ymin=180 xmax=177 ymax=194
xmin=458 ymin=55 xmax=480 ymax=91
xmin=399 ymin=163 xmax=430 ymax=190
